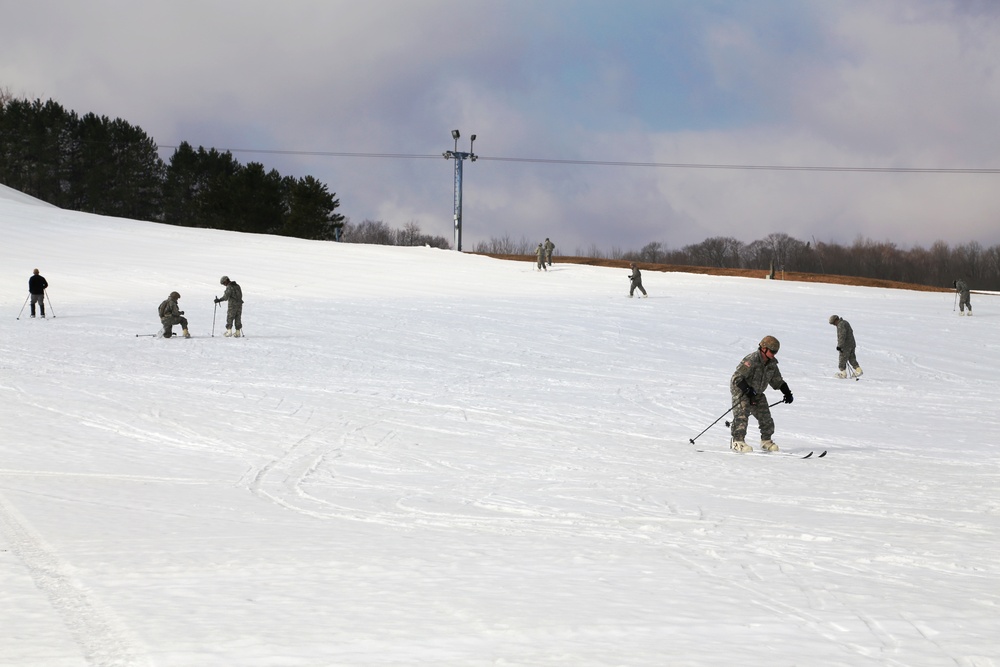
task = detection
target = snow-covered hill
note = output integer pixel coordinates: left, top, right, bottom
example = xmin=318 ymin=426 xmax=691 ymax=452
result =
xmin=1 ymin=187 xmax=998 ymax=666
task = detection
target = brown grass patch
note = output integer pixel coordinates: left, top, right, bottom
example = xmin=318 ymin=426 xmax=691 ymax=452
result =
xmin=476 ymin=254 xmax=953 ymax=293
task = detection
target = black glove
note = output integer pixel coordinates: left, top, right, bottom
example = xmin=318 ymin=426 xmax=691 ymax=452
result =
xmin=737 ymin=379 xmax=758 ymax=403
xmin=836 ymin=346 xmax=841 ymax=351
xmin=179 ymin=310 xmax=184 ymax=315
xmin=214 ymin=298 xmax=220 ymax=303
xmin=628 ymin=275 xmax=633 ymax=280
xmin=780 ymin=382 xmax=793 ymax=404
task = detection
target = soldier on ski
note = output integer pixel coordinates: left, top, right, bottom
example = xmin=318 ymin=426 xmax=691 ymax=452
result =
xmin=954 ymin=278 xmax=972 ymax=316
xmin=628 ymin=262 xmax=647 ymax=298
xmin=214 ymin=276 xmax=244 ymax=337
xmin=158 ymin=291 xmax=190 ymax=338
xmin=829 ymin=315 xmax=862 ymax=378
xmin=28 ymin=268 xmax=48 ymax=318
xmin=544 ymin=238 xmax=555 ymax=267
xmin=729 ymin=335 xmax=793 ymax=453
xmin=535 ymin=243 xmax=547 ymax=271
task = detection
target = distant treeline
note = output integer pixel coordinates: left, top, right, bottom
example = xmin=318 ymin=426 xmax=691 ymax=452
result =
xmin=0 ymin=94 xmax=344 ymax=240
xmin=475 ymin=232 xmax=1000 ymax=291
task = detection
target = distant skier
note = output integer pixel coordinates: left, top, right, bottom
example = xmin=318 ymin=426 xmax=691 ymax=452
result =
xmin=729 ymin=335 xmax=793 ymax=453
xmin=829 ymin=315 xmax=862 ymax=378
xmin=628 ymin=262 xmax=647 ymax=298
xmin=954 ymin=278 xmax=972 ymax=316
xmin=158 ymin=291 xmax=190 ymax=338
xmin=535 ymin=243 xmax=547 ymax=271
xmin=28 ymin=268 xmax=48 ymax=318
xmin=544 ymin=238 xmax=555 ymax=267
xmin=214 ymin=276 xmax=244 ymax=337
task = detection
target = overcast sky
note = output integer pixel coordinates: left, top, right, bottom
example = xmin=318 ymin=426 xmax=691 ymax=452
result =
xmin=3 ymin=0 xmax=999 ymax=253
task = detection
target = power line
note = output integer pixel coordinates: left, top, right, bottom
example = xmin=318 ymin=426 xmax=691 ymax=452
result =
xmin=157 ymin=145 xmax=1000 ymax=174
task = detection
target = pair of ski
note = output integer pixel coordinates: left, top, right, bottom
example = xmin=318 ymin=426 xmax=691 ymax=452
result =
xmin=696 ymin=447 xmax=827 ymax=459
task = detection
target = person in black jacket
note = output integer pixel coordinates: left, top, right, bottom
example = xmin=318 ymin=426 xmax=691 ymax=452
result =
xmin=28 ymin=268 xmax=48 ymax=318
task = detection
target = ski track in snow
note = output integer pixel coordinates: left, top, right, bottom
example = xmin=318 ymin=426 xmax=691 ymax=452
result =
xmin=3 ymin=191 xmax=1000 ymax=665
xmin=0 ymin=491 xmax=151 ymax=667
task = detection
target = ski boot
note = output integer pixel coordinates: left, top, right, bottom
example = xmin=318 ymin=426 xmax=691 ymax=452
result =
xmin=761 ymin=439 xmax=779 ymax=452
xmin=730 ymin=439 xmax=752 ymax=453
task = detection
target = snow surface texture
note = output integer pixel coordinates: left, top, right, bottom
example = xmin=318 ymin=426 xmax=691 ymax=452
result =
xmin=1 ymin=187 xmax=998 ymax=666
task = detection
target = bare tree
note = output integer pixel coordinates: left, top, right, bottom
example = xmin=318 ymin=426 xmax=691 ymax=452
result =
xmin=684 ymin=236 xmax=744 ymax=268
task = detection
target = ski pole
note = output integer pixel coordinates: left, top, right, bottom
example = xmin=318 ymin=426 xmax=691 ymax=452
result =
xmin=135 ymin=333 xmax=158 ymax=337
xmin=16 ymin=294 xmax=29 ymax=319
xmin=212 ymin=299 xmax=218 ymax=337
xmin=45 ymin=290 xmax=56 ymax=318
xmin=689 ymin=404 xmax=737 ymax=444
xmin=724 ymin=400 xmax=785 ymax=428
xmin=953 ymin=291 xmax=958 ymax=311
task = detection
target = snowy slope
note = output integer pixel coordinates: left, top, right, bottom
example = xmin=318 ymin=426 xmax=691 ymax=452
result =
xmin=1 ymin=187 xmax=998 ymax=666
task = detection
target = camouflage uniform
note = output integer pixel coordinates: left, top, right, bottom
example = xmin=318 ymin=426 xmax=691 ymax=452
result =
xmin=729 ymin=348 xmax=786 ymax=442
xmin=536 ymin=243 xmax=547 ymax=271
xmin=158 ymin=292 xmax=188 ymax=337
xmin=628 ymin=263 xmax=647 ymax=297
xmin=955 ymin=279 xmax=972 ymax=314
xmin=544 ymin=238 xmax=555 ymax=266
xmin=216 ymin=278 xmax=244 ymax=331
xmin=835 ymin=317 xmax=859 ymax=371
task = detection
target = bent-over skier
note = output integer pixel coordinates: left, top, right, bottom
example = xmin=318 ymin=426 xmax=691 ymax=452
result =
xmin=829 ymin=315 xmax=862 ymax=378
xmin=159 ymin=291 xmax=190 ymax=338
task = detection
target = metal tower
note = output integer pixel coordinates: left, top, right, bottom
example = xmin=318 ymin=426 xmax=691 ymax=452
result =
xmin=443 ymin=129 xmax=477 ymax=251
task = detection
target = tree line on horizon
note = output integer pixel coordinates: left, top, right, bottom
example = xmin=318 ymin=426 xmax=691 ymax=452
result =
xmin=473 ymin=232 xmax=1000 ymax=290
xmin=0 ymin=93 xmax=344 ymax=240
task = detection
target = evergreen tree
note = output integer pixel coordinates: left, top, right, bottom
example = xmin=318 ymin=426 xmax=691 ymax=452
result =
xmin=230 ymin=162 xmax=287 ymax=234
xmin=279 ymin=175 xmax=344 ymax=240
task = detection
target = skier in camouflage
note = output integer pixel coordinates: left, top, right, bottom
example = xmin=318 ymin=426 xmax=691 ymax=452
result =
xmin=158 ymin=291 xmax=190 ymax=338
xmin=729 ymin=335 xmax=793 ymax=453
xmin=829 ymin=315 xmax=862 ymax=378
xmin=628 ymin=262 xmax=647 ymax=297
xmin=214 ymin=276 xmax=244 ymax=337
xmin=954 ymin=278 xmax=972 ymax=316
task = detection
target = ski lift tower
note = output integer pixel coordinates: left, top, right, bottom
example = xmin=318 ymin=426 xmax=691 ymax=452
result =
xmin=443 ymin=129 xmax=477 ymax=251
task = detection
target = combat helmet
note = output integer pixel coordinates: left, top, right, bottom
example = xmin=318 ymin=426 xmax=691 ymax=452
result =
xmin=220 ymin=276 xmax=230 ymax=285
xmin=169 ymin=291 xmax=180 ymax=299
xmin=759 ymin=335 xmax=780 ymax=354
xmin=829 ymin=315 xmax=840 ymax=324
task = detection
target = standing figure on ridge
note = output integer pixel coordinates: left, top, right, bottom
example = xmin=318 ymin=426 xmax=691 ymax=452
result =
xmin=158 ymin=291 xmax=190 ymax=338
xmin=215 ymin=276 xmax=244 ymax=337
xmin=829 ymin=315 xmax=862 ymax=378
xmin=954 ymin=278 xmax=972 ymax=316
xmin=28 ymin=268 xmax=48 ymax=318
xmin=628 ymin=262 xmax=647 ymax=298
xmin=729 ymin=335 xmax=794 ymax=453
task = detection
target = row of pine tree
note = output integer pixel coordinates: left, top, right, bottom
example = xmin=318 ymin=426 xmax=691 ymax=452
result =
xmin=0 ymin=96 xmax=343 ymax=240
